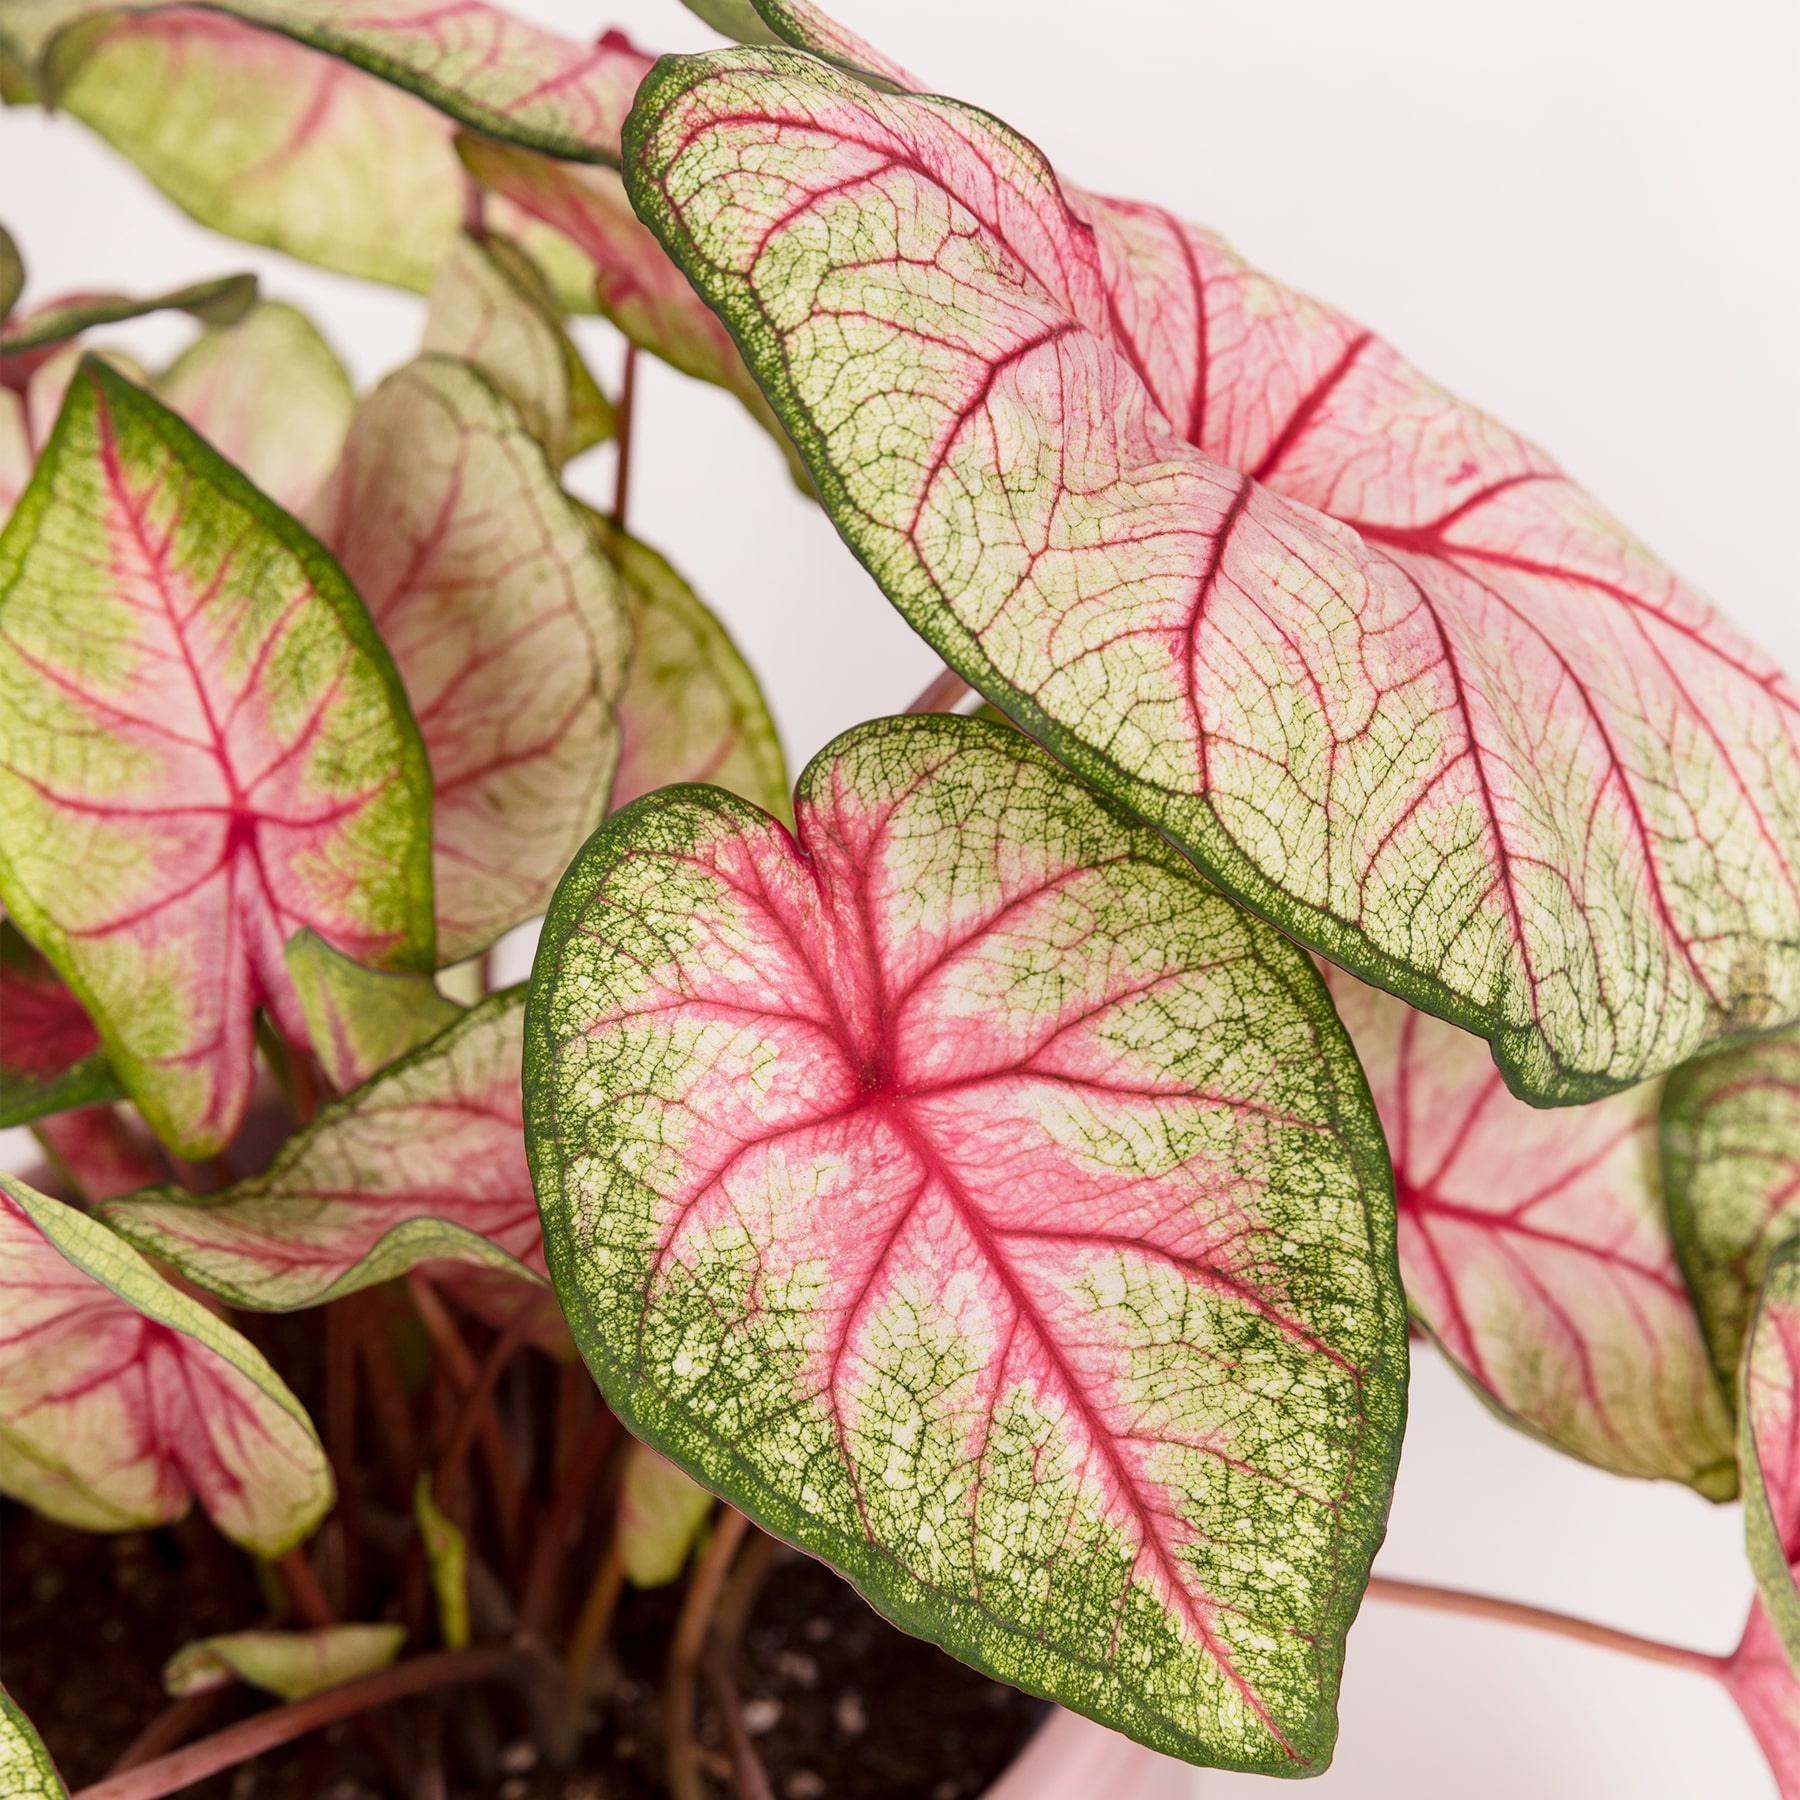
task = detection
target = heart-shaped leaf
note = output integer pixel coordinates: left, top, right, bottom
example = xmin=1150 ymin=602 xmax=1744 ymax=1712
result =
xmin=0 ymin=272 xmax=256 ymax=358
xmin=307 ymin=356 xmax=628 ymax=964
xmin=0 ymin=1171 xmax=334 ymax=1553
xmin=163 ymin=1623 xmax=406 ymax=1701
xmin=1324 ymin=967 xmax=1734 ymax=1494
xmin=456 ymin=135 xmax=807 ymax=481
xmin=0 ymin=918 xmax=121 ymax=1126
xmin=0 ymin=359 xmax=435 ymax=1158
xmin=154 ymin=299 xmax=354 ymax=515
xmin=525 ymin=712 xmax=1406 ymax=1772
xmin=100 ymin=989 xmax=541 ymax=1310
xmin=1742 ymin=1233 xmax=1800 ymax=1669
xmin=284 ymin=926 xmax=462 ymax=1094
xmin=1663 ymin=1026 xmax=1800 ymax=1391
xmin=1729 ymin=1602 xmax=1800 ymax=1799
xmin=423 ymin=231 xmax=612 ymax=469
xmin=585 ymin=512 xmax=790 ymax=823
xmin=624 ymin=43 xmax=1800 ymax=1104
xmin=0 ymin=1684 xmax=66 ymax=1800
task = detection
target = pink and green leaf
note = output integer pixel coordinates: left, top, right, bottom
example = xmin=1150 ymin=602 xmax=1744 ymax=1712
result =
xmin=422 ymin=230 xmax=612 ymax=469
xmin=1324 ymin=967 xmax=1734 ymax=1494
xmin=0 ymin=359 xmax=435 ymax=1158
xmin=1729 ymin=1602 xmax=1800 ymax=1799
xmin=623 ymin=44 xmax=1800 ymax=1104
xmin=154 ymin=299 xmax=354 ymax=515
xmin=455 ymin=135 xmax=807 ymax=481
xmin=0 ymin=917 xmax=122 ymax=1126
xmin=283 ymin=925 xmax=461 ymax=1094
xmin=306 ymin=355 xmax=629 ymax=964
xmin=525 ymin=711 xmax=1406 ymax=1773
xmin=34 ymin=1106 xmax=167 ymax=1204
xmin=617 ymin=1440 xmax=713 ymax=1588
xmin=1741 ymin=1232 xmax=1800 ymax=1671
xmin=0 ymin=1171 xmax=334 ymax=1553
xmin=1664 ymin=1026 xmax=1800 ymax=1390
xmin=163 ymin=1623 xmax=406 ymax=1700
xmin=0 ymin=1683 xmax=67 ymax=1800
xmin=0 ymin=271 xmax=256 ymax=359
xmin=99 ymin=988 xmax=543 ymax=1310
xmin=585 ymin=511 xmax=790 ymax=824
xmin=0 ymin=388 xmax=29 ymax=524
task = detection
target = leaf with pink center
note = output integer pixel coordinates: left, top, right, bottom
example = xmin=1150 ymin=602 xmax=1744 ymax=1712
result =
xmin=35 ymin=1107 xmax=167 ymax=1205
xmin=525 ymin=712 xmax=1406 ymax=1772
xmin=306 ymin=355 xmax=630 ymax=963
xmin=154 ymin=300 xmax=355 ymax=515
xmin=100 ymin=988 xmax=542 ymax=1311
xmin=422 ymin=230 xmax=612 ymax=469
xmin=455 ymin=135 xmax=807 ymax=483
xmin=0 ymin=1683 xmax=66 ymax=1799
xmin=0 ymin=358 xmax=435 ymax=1159
xmin=0 ymin=917 xmax=122 ymax=1126
xmin=1741 ymin=1233 xmax=1800 ymax=1670
xmin=584 ymin=511 xmax=789 ymax=823
xmin=0 ymin=1171 xmax=334 ymax=1553
xmin=1664 ymin=1025 xmax=1800 ymax=1390
xmin=624 ymin=44 xmax=1800 ymax=1104
xmin=1323 ymin=966 xmax=1734 ymax=1494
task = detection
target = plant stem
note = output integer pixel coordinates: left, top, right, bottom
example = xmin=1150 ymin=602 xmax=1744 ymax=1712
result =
xmin=272 ymin=1547 xmax=334 ymax=1629
xmin=611 ymin=343 xmax=638 ymax=529
xmin=1363 ymin=1575 xmax=1728 ymax=1677
xmin=434 ymin=1307 xmax=533 ymax=1515
xmin=666 ymin=1507 xmax=752 ymax=1800
xmin=905 ymin=665 xmax=971 ymax=714
xmin=104 ymin=1693 xmax=219 ymax=1777
xmin=68 ymin=1649 xmax=529 ymax=1800
xmin=518 ymin=1398 xmax=618 ymax=1638
xmin=564 ymin=1539 xmax=623 ymax=1693
xmin=703 ymin=1644 xmax=776 ymax=1800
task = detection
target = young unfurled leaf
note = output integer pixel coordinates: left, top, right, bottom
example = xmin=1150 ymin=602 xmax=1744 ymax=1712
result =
xmin=0 ymin=360 xmax=434 ymax=1158
xmin=617 ymin=1440 xmax=713 ymax=1587
xmin=732 ymin=0 xmax=915 ymax=85
xmin=284 ymin=927 xmax=462 ymax=1094
xmin=0 ymin=1172 xmax=333 ymax=1553
xmin=0 ymin=918 xmax=122 ymax=1126
xmin=584 ymin=512 xmax=789 ymax=823
xmin=455 ymin=136 xmax=806 ymax=481
xmin=100 ymin=990 xmax=542 ymax=1310
xmin=1664 ymin=1026 xmax=1800 ymax=1391
xmin=154 ymin=300 xmax=354 ymax=514
xmin=526 ymin=713 xmax=1406 ymax=1772
xmin=35 ymin=1106 xmax=166 ymax=1204
xmin=163 ymin=1623 xmax=407 ymax=1700
xmin=423 ymin=232 xmax=612 ymax=468
xmin=0 ymin=226 xmax=22 ymax=325
xmin=678 ymin=0 xmax=785 ymax=48
xmin=413 ymin=1473 xmax=470 ymax=1649
xmin=1729 ymin=1602 xmax=1800 ymax=1799
xmin=1324 ymin=968 xmax=1734 ymax=1494
xmin=0 ymin=272 xmax=256 ymax=358
xmin=625 ymin=45 xmax=1800 ymax=1105
xmin=307 ymin=356 xmax=629 ymax=963
xmin=0 ymin=1683 xmax=66 ymax=1800
xmin=1742 ymin=1234 xmax=1800 ymax=1670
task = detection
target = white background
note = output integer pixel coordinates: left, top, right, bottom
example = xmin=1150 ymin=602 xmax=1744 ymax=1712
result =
xmin=2 ymin=0 xmax=1792 ymax=1792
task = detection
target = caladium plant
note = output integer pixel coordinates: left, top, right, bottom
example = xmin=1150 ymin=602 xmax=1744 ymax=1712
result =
xmin=0 ymin=2 xmax=1794 ymax=1795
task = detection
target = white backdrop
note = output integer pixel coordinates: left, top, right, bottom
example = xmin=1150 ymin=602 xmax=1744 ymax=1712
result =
xmin=2 ymin=1 xmax=1791 ymax=1792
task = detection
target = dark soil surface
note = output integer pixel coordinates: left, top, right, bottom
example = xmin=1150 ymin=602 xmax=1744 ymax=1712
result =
xmin=2 ymin=1503 xmax=1045 ymax=1799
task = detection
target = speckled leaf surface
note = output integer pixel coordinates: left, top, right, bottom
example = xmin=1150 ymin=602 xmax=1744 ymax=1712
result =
xmin=1730 ymin=1602 xmax=1800 ymax=1799
xmin=0 ymin=272 xmax=255 ymax=358
xmin=100 ymin=989 xmax=542 ymax=1310
xmin=0 ymin=1172 xmax=333 ymax=1553
xmin=1324 ymin=967 xmax=1733 ymax=1493
xmin=526 ymin=712 xmax=1405 ymax=1772
xmin=0 ymin=359 xmax=434 ymax=1158
xmin=0 ymin=1685 xmax=65 ymax=1800
xmin=1664 ymin=1026 xmax=1800 ymax=1391
xmin=284 ymin=926 xmax=461 ymax=1093
xmin=455 ymin=136 xmax=805 ymax=478
xmin=0 ymin=917 xmax=122 ymax=1126
xmin=423 ymin=231 xmax=611 ymax=468
xmin=155 ymin=299 xmax=354 ymax=514
xmin=586 ymin=512 xmax=789 ymax=823
xmin=307 ymin=355 xmax=628 ymax=963
xmin=1742 ymin=1235 xmax=1800 ymax=1669
xmin=625 ymin=45 xmax=1800 ymax=1104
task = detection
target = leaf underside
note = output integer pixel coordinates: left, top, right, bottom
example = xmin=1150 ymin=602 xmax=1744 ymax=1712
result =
xmin=0 ymin=917 xmax=122 ymax=1126
xmin=100 ymin=988 xmax=543 ymax=1311
xmin=1324 ymin=967 xmax=1734 ymax=1494
xmin=0 ymin=1172 xmax=333 ymax=1554
xmin=526 ymin=712 xmax=1406 ymax=1772
xmin=0 ymin=359 xmax=435 ymax=1157
xmin=0 ymin=272 xmax=256 ymax=357
xmin=1728 ymin=1602 xmax=1800 ymax=1800
xmin=623 ymin=42 xmax=1800 ymax=1104
xmin=1662 ymin=1025 xmax=1800 ymax=1391
xmin=1742 ymin=1236 xmax=1800 ymax=1673
xmin=307 ymin=355 xmax=629 ymax=964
